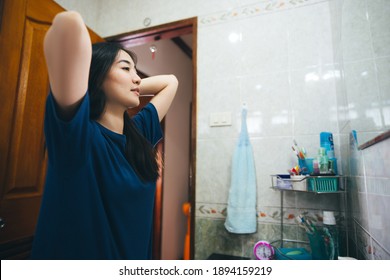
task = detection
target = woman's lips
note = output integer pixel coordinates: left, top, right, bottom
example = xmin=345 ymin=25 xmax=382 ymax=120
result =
xmin=131 ymin=87 xmax=140 ymax=96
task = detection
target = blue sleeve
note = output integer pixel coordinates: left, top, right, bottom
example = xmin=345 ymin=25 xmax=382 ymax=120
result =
xmin=44 ymin=92 xmax=93 ymax=170
xmin=132 ymin=103 xmax=163 ymax=147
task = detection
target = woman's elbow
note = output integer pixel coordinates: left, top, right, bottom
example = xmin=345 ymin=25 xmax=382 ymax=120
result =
xmin=170 ymin=74 xmax=179 ymax=84
xmin=50 ymin=11 xmax=89 ymax=42
xmin=168 ymin=74 xmax=179 ymax=90
xmin=53 ymin=11 xmax=85 ymax=28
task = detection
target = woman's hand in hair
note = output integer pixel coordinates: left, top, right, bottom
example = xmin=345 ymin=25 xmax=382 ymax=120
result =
xmin=44 ymin=11 xmax=92 ymax=119
xmin=140 ymin=75 xmax=178 ymax=122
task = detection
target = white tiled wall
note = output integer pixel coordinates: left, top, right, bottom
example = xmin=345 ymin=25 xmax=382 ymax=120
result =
xmin=334 ymin=0 xmax=390 ymax=259
xmin=339 ymin=0 xmax=390 ymax=145
xmin=196 ymin=1 xmax=341 ymax=219
xmin=348 ymin=132 xmax=390 ymax=259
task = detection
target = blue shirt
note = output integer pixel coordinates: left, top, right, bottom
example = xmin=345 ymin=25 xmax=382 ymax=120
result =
xmin=30 ymin=92 xmax=162 ymax=259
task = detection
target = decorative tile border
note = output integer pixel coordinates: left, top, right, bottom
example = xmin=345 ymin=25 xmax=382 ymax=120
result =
xmin=197 ymin=203 xmax=227 ymax=219
xmin=199 ymin=0 xmax=328 ymax=26
xmin=196 ymin=203 xmax=341 ymax=226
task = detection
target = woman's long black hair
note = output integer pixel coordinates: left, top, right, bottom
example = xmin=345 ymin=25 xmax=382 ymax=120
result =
xmin=89 ymin=42 xmax=159 ymax=182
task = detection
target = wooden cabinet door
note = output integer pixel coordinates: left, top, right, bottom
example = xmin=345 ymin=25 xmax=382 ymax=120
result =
xmin=0 ymin=0 xmax=103 ymax=259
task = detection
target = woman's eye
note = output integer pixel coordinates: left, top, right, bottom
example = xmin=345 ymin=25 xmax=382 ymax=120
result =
xmin=122 ymin=67 xmax=130 ymax=71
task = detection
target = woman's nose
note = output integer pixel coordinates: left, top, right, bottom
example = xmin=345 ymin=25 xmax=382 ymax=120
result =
xmin=133 ymin=74 xmax=141 ymax=85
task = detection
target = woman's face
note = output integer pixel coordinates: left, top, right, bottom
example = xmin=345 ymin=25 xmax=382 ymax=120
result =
xmin=102 ymin=50 xmax=141 ymax=110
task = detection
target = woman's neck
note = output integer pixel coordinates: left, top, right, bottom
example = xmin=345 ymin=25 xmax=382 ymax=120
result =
xmin=97 ymin=110 xmax=124 ymax=135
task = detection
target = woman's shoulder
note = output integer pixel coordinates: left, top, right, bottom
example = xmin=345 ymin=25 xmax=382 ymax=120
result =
xmin=131 ymin=102 xmax=162 ymax=147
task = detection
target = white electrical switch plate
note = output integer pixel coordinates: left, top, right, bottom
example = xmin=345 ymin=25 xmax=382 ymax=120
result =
xmin=209 ymin=112 xmax=232 ymax=127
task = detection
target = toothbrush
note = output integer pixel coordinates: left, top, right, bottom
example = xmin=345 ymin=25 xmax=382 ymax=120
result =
xmin=292 ymin=146 xmax=299 ymax=157
xmin=292 ymin=140 xmax=306 ymax=159
xmin=297 ymin=215 xmax=316 ymax=233
xmin=295 ymin=216 xmax=311 ymax=233
xmin=304 ymin=217 xmax=316 ymax=233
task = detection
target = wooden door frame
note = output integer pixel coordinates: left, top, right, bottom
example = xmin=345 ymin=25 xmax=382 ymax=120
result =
xmin=106 ymin=17 xmax=197 ymax=260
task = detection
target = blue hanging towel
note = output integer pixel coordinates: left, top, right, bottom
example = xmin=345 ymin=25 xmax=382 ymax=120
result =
xmin=224 ymin=108 xmax=257 ymax=234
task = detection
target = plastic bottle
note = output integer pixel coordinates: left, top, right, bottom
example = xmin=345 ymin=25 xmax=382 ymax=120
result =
xmin=320 ymin=132 xmax=334 ymax=158
xmin=328 ymin=158 xmax=338 ymax=175
xmin=320 ymin=132 xmax=338 ymax=174
xmin=312 ymin=159 xmax=320 ymax=175
xmin=323 ymin=211 xmax=338 ymax=260
xmin=318 ymin=147 xmax=329 ymax=174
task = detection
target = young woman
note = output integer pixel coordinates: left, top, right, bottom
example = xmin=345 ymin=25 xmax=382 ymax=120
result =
xmin=30 ymin=11 xmax=178 ymax=259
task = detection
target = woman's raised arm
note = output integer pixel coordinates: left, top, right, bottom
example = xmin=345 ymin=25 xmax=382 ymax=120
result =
xmin=140 ymin=75 xmax=178 ymax=122
xmin=44 ymin=11 xmax=92 ymax=119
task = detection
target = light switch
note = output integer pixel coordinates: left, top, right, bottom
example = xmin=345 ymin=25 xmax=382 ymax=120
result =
xmin=209 ymin=112 xmax=232 ymax=127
